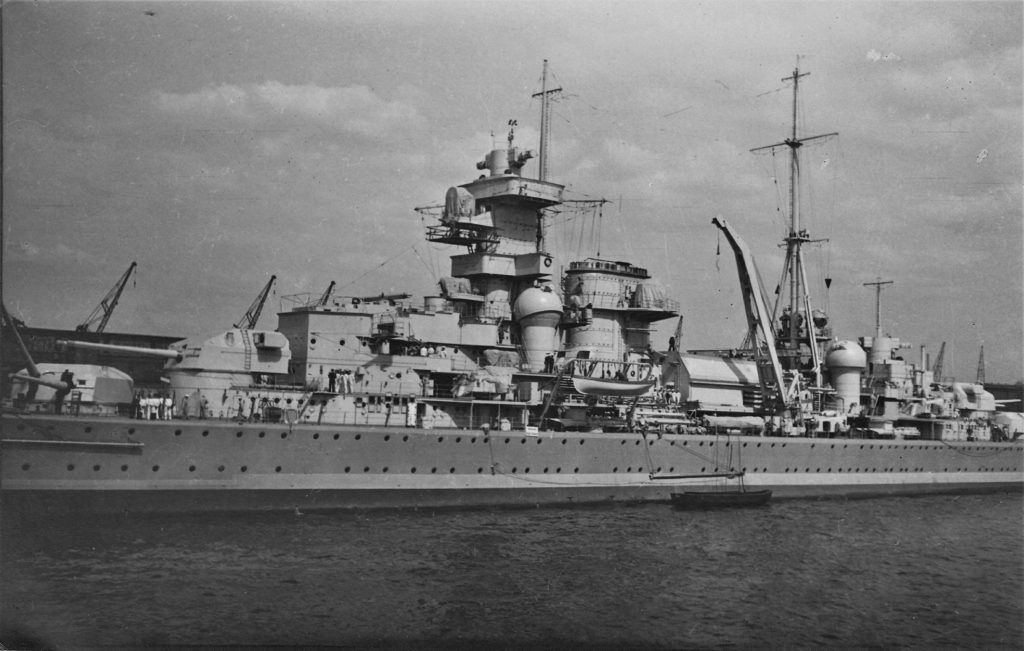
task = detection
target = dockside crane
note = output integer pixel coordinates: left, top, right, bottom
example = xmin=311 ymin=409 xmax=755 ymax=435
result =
xmin=75 ymin=262 xmax=137 ymax=333
xmin=318 ymin=281 xmax=336 ymax=307
xmin=234 ymin=275 xmax=277 ymax=330
xmin=932 ymin=341 xmax=946 ymax=381
xmin=976 ymin=345 xmax=985 ymax=385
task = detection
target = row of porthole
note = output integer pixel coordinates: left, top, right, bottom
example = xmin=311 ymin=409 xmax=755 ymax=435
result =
xmin=21 ymin=462 xmax=1021 ymax=474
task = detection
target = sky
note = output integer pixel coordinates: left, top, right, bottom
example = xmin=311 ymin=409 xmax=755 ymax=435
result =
xmin=3 ymin=1 xmax=1022 ymax=382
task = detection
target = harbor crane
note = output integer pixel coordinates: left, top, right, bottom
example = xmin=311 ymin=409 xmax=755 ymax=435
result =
xmin=234 ymin=275 xmax=277 ymax=330
xmin=318 ymin=281 xmax=336 ymax=307
xmin=932 ymin=341 xmax=946 ymax=381
xmin=75 ymin=262 xmax=137 ymax=333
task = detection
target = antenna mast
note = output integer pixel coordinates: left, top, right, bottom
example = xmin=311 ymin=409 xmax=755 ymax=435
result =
xmin=532 ymin=59 xmax=562 ymax=182
xmin=863 ymin=278 xmax=894 ymax=338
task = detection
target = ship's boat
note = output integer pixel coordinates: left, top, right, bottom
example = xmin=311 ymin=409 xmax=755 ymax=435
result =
xmin=571 ymin=376 xmax=656 ymax=397
xmin=1 ymin=63 xmax=1021 ymax=515
xmin=670 ymin=488 xmax=773 ymax=509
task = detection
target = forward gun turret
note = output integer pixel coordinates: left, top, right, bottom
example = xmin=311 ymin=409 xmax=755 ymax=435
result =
xmin=57 ymin=339 xmax=184 ymax=362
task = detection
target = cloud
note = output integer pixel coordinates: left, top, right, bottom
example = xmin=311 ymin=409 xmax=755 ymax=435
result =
xmin=867 ymin=49 xmax=902 ymax=63
xmin=154 ymin=82 xmax=425 ymax=137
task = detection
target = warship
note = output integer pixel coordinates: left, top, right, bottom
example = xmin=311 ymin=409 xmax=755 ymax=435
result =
xmin=2 ymin=63 xmax=1021 ymax=515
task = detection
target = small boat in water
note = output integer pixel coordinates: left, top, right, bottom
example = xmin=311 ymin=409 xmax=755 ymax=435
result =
xmin=670 ymin=489 xmax=773 ymax=509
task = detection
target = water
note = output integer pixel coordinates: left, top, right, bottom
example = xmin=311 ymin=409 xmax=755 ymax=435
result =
xmin=3 ymin=493 xmax=1022 ymax=649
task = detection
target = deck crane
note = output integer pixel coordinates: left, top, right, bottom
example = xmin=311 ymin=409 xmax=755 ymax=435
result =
xmin=75 ymin=262 xmax=137 ymax=333
xmin=234 ymin=275 xmax=277 ymax=330
xmin=711 ymin=217 xmax=792 ymax=415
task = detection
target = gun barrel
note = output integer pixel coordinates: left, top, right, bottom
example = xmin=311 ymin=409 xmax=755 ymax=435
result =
xmin=56 ymin=339 xmax=182 ymax=361
xmin=11 ymin=373 xmax=72 ymax=392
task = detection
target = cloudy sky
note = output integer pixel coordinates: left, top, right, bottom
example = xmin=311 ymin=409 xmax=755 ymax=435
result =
xmin=3 ymin=1 xmax=1021 ymax=382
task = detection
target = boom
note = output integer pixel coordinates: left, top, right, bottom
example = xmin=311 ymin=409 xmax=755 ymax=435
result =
xmin=711 ymin=217 xmax=791 ymax=413
xmin=234 ymin=275 xmax=277 ymax=330
xmin=76 ymin=262 xmax=137 ymax=333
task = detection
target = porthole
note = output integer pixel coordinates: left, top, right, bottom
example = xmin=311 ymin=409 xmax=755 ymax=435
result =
xmin=275 ymin=466 xmax=282 ymax=473
xmin=449 ymin=467 xmax=455 ymax=473
xmin=471 ymin=438 xmax=477 ymax=444
xmin=344 ymin=467 xmax=351 ymax=473
xmin=313 ymin=433 xmax=320 ymax=440
xmin=455 ymin=437 xmax=461 ymax=443
xmin=202 ymin=431 xmax=209 ymax=437
xmin=174 ymin=429 xmax=181 ymax=436
xmin=521 ymin=439 xmax=526 ymax=445
xmin=524 ymin=468 xmax=530 ymax=473
xmin=240 ymin=466 xmax=248 ymax=473
xmin=385 ymin=435 xmax=391 ymax=442
xmin=613 ymin=467 xmax=618 ymax=473
xmin=21 ymin=464 xmax=30 ymax=471
xmin=128 ymin=428 xmax=136 ymax=435
xmin=152 ymin=465 xmax=160 ymax=472
xmin=438 ymin=436 xmax=444 ymax=443
xmin=334 ymin=434 xmax=340 ymax=440
xmin=259 ymin=432 xmax=265 ymax=438
xmin=573 ymin=468 xmax=579 ymax=473
xmin=562 ymin=439 xmax=568 ymax=445
xmin=431 ymin=468 xmax=437 ymax=474
xmin=93 ymin=464 xmax=101 ymax=472
xmin=364 ymin=467 xmax=370 ymax=473
xmin=620 ymin=440 xmax=626 ymax=446
xmin=188 ymin=465 xmax=196 ymax=472
xmin=382 ymin=467 xmax=388 ymax=473
xmin=403 ymin=435 xmax=409 ymax=442
xmin=355 ymin=434 xmax=362 ymax=440
xmin=218 ymin=465 xmax=225 ymax=472
xmin=280 ymin=432 xmax=287 ymax=439
xmin=236 ymin=431 xmax=243 ymax=438
xmin=543 ymin=467 xmax=549 ymax=473
xmin=121 ymin=465 xmax=128 ymax=472
xmin=512 ymin=467 xmax=517 ymax=473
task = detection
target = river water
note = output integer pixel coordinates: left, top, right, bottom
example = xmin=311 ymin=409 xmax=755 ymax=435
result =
xmin=2 ymin=492 xmax=1021 ymax=649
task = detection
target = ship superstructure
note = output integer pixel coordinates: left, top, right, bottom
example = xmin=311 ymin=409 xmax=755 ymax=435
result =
xmin=1 ymin=62 xmax=1020 ymax=515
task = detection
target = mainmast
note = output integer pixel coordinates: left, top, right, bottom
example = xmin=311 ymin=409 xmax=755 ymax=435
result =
xmin=863 ymin=278 xmax=894 ymax=338
xmin=750 ymin=59 xmax=837 ymax=382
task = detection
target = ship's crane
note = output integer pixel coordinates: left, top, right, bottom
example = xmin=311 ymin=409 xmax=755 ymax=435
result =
xmin=234 ymin=275 xmax=277 ymax=330
xmin=75 ymin=262 xmax=137 ymax=333
xmin=711 ymin=217 xmax=792 ymax=414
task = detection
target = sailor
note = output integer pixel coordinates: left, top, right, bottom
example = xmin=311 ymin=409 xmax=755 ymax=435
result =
xmin=53 ymin=369 xmax=74 ymax=414
xmin=328 ymin=369 xmax=337 ymax=393
xmin=544 ymin=354 xmax=554 ymax=373
xmin=181 ymin=395 xmax=190 ymax=420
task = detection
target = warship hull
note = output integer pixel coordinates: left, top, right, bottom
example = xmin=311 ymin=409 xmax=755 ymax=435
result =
xmin=3 ymin=414 xmax=1021 ymax=515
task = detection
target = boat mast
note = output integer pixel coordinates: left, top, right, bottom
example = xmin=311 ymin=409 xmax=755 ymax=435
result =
xmin=750 ymin=58 xmax=837 ymax=381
